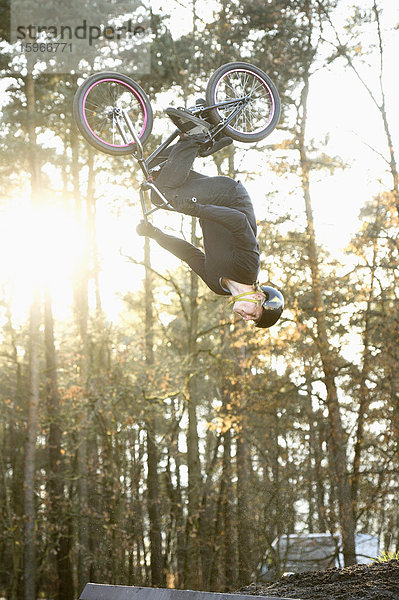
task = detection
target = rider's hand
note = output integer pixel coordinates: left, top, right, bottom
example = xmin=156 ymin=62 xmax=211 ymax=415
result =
xmin=172 ymin=197 xmax=201 ymax=216
xmin=136 ymin=220 xmax=158 ymax=237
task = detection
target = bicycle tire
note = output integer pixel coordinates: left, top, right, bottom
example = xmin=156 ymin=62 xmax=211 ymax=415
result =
xmin=205 ymin=62 xmax=280 ymax=143
xmin=73 ymin=72 xmax=153 ymax=156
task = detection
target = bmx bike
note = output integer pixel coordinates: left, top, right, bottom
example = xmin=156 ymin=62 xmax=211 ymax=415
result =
xmin=73 ymin=62 xmax=281 ymax=223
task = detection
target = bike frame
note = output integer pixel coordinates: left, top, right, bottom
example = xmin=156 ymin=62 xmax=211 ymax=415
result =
xmin=115 ymin=96 xmax=249 ymax=222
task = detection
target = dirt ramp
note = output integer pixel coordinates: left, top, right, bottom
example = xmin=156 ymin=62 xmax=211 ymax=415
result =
xmin=238 ymin=559 xmax=399 ymax=600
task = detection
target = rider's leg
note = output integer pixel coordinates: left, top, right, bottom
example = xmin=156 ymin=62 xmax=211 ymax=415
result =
xmin=165 ymin=160 xmax=256 ymax=228
xmin=153 ymin=134 xmax=256 ymax=229
xmin=166 ymin=106 xmax=232 ymax=157
xmin=153 ymin=135 xmax=205 ymax=199
xmin=176 ymin=185 xmax=257 ymax=235
xmin=151 ymin=132 xmax=246 ymax=222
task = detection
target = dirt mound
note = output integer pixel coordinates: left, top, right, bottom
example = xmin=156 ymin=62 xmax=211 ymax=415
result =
xmin=239 ymin=559 xmax=399 ymax=600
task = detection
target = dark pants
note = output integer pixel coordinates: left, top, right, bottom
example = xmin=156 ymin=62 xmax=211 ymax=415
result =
xmin=152 ymin=136 xmax=257 ymax=234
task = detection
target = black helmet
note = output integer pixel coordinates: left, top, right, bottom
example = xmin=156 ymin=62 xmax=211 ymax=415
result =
xmin=255 ymin=285 xmax=284 ymax=329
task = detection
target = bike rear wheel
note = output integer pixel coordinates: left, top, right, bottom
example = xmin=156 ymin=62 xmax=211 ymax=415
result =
xmin=73 ymin=72 xmax=153 ymax=156
xmin=205 ymin=62 xmax=280 ymax=142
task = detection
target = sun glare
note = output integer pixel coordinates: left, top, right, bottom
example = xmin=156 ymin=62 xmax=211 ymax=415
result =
xmin=0 ymin=198 xmax=84 ymax=320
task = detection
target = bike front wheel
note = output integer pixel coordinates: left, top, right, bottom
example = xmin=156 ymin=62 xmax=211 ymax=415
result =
xmin=73 ymin=72 xmax=153 ymax=156
xmin=205 ymin=62 xmax=280 ymax=143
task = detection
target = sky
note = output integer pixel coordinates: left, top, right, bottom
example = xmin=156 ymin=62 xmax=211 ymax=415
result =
xmin=0 ymin=0 xmax=398 ymax=325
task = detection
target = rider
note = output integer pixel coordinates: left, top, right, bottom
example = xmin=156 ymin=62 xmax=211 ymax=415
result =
xmin=136 ymin=108 xmax=283 ymax=328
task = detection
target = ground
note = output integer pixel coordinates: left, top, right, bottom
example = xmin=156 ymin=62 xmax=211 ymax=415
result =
xmin=238 ymin=560 xmax=399 ymax=600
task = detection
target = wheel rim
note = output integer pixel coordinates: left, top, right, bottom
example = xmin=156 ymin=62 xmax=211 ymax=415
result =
xmin=213 ymin=68 xmax=275 ymax=135
xmin=82 ymin=78 xmax=148 ymax=148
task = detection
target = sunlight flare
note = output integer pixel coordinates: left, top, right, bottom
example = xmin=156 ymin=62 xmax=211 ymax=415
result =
xmin=0 ymin=198 xmax=84 ymax=316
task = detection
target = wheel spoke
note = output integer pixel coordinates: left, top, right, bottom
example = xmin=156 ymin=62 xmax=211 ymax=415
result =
xmin=96 ymin=116 xmax=110 ymax=137
xmin=97 ymin=83 xmax=110 ymax=106
xmin=106 ymin=83 xmax=116 ymax=106
xmin=249 ymin=76 xmax=256 ymax=97
xmin=239 ymin=72 xmax=245 ymax=96
xmin=248 ymin=78 xmax=263 ymax=97
xmin=224 ymin=80 xmax=238 ymax=96
xmin=84 ymin=107 xmax=104 ymax=115
xmin=86 ymin=99 xmax=106 ymax=110
xmin=248 ymin=104 xmax=261 ymax=127
xmin=242 ymin=109 xmax=248 ymax=132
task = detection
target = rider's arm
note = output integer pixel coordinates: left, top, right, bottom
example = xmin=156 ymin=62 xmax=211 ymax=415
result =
xmin=151 ymin=228 xmax=206 ymax=278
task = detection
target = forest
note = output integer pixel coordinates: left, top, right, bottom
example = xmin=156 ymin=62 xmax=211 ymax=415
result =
xmin=0 ymin=1 xmax=398 ymax=599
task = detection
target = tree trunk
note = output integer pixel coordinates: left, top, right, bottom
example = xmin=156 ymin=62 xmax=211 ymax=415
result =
xmin=23 ymin=68 xmax=41 ymax=600
xmin=168 ymin=400 xmax=185 ymax=588
xmin=86 ymin=148 xmax=102 ymax=315
xmin=305 ymin=371 xmax=327 ymax=533
xmin=236 ymin=429 xmax=252 ymax=585
xmin=44 ymin=287 xmax=74 ymax=600
xmin=23 ymin=288 xmax=40 ymax=600
xmin=3 ymin=298 xmax=24 ymax=600
xmin=351 ymin=234 xmax=378 ymax=518
xmin=184 ymin=218 xmax=203 ymax=588
xmin=130 ymin=430 xmax=147 ymax=585
xmin=222 ymin=428 xmax=235 ymax=590
xmin=235 ymin=342 xmax=252 ymax=585
xmin=144 ymin=236 xmax=164 ymax=586
xmin=70 ymin=121 xmax=91 ymax=590
xmin=298 ymin=73 xmax=356 ymax=566
xmin=146 ymin=424 xmax=163 ymax=585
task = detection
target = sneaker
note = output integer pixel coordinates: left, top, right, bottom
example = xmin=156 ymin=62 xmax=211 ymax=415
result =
xmin=198 ymin=136 xmax=233 ymax=157
xmin=166 ymin=107 xmax=211 ymax=135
